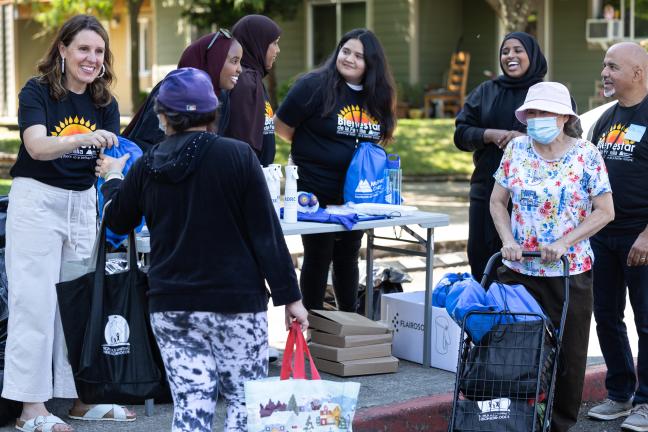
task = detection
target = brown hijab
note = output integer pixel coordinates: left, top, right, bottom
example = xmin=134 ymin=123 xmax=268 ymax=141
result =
xmin=177 ymin=31 xmax=234 ymax=96
xmin=225 ymin=15 xmax=281 ymax=152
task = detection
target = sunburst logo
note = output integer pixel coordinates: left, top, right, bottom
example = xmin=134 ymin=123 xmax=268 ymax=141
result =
xmin=265 ymin=101 xmax=273 ymax=118
xmin=51 ymin=116 xmax=96 ymax=137
xmin=603 ymin=123 xmax=627 ymax=144
xmin=338 ymin=105 xmax=377 ymax=124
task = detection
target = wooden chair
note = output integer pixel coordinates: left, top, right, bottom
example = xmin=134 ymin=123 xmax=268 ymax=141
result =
xmin=424 ymin=51 xmax=471 ymax=118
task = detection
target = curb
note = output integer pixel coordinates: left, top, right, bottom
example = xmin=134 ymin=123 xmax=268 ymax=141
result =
xmin=352 ymin=364 xmax=608 ymax=432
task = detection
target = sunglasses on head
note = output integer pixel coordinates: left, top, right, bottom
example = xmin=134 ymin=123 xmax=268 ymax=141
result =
xmin=207 ymin=28 xmax=232 ymax=50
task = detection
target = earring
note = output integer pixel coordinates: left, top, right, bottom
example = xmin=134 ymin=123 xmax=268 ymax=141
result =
xmin=61 ymin=57 xmax=65 ymax=74
xmin=98 ymin=64 xmax=106 ymax=78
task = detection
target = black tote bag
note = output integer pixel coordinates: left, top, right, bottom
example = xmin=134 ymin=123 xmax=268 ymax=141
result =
xmin=56 ymin=223 xmax=164 ymax=404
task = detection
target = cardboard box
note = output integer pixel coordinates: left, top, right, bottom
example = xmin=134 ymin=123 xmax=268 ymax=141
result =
xmin=312 ymin=356 xmax=399 ymax=377
xmin=307 ymin=310 xmax=389 ymax=336
xmin=308 ymin=342 xmax=392 ymax=362
xmin=310 ymin=330 xmax=392 ymax=348
xmin=380 ymin=291 xmax=462 ymax=372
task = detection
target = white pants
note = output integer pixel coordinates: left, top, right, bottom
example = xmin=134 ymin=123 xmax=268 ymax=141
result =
xmin=2 ymin=177 xmax=96 ymax=402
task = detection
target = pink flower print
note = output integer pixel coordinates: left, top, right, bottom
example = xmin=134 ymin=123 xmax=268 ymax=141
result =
xmin=503 ymin=160 xmax=511 ymax=177
xmin=523 ymin=236 xmax=539 ymax=251
xmin=578 ymin=154 xmax=584 ymax=163
xmin=515 ymin=212 xmax=524 ymax=224
xmin=583 ymin=256 xmax=592 ymax=270
xmin=555 ymin=181 xmax=562 ymax=187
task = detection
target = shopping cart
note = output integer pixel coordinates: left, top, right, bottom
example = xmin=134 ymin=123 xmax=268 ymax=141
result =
xmin=448 ymin=251 xmax=569 ymax=432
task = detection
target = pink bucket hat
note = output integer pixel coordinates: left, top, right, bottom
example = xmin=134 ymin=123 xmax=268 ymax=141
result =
xmin=515 ymin=82 xmax=578 ymax=125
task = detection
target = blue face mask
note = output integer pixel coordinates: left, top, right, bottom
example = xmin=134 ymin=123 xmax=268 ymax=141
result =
xmin=527 ymin=116 xmax=561 ymax=145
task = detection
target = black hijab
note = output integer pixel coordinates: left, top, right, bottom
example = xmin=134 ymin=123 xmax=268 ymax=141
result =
xmin=495 ymin=32 xmax=547 ymax=89
xmin=224 ymin=15 xmax=281 ymax=152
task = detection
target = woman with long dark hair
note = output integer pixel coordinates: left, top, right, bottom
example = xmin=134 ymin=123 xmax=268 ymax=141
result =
xmin=455 ymin=32 xmax=548 ymax=280
xmin=3 ymin=14 xmax=135 ymax=432
xmin=275 ymin=28 xmax=396 ymax=311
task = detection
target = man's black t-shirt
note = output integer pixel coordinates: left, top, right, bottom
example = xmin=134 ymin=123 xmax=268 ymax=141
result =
xmin=592 ymin=99 xmax=648 ymax=233
xmin=276 ymin=73 xmax=381 ymax=206
xmin=12 ymin=78 xmax=120 ymax=191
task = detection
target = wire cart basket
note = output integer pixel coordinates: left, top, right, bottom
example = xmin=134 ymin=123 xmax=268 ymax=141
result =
xmin=448 ymin=251 xmax=570 ymax=432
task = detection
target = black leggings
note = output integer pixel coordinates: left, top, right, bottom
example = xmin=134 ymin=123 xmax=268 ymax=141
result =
xmin=299 ymin=230 xmax=364 ymax=311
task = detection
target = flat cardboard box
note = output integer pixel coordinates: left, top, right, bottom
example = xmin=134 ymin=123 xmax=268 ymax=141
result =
xmin=381 ymin=291 xmax=462 ymax=372
xmin=308 ymin=342 xmax=392 ymax=362
xmin=307 ymin=310 xmax=389 ymax=336
xmin=310 ymin=330 xmax=392 ymax=348
xmin=312 ymin=356 xmax=399 ymax=377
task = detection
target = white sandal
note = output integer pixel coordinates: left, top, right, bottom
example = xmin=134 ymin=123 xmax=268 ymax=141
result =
xmin=68 ymin=404 xmax=135 ymax=422
xmin=15 ymin=414 xmax=72 ymax=432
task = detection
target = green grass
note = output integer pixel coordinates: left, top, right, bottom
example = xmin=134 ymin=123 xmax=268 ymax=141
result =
xmin=275 ymin=118 xmax=472 ymax=176
xmin=0 ymin=179 xmax=11 ymax=195
xmin=0 ymin=119 xmax=472 ymax=177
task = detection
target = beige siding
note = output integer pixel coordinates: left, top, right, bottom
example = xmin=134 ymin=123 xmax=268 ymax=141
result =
xmin=551 ymin=0 xmax=605 ymax=113
xmin=154 ymin=1 xmax=188 ymax=67
xmin=14 ymin=19 xmax=48 ymax=92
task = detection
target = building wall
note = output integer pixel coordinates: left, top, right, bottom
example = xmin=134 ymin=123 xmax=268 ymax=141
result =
xmin=419 ymin=1 xmax=463 ymax=91
xmin=373 ymin=0 xmax=411 ymax=84
xmin=551 ymin=0 xmax=606 ymax=112
xmin=461 ymin=0 xmax=497 ymax=93
xmin=274 ymin=5 xmax=307 ymax=86
xmin=14 ymin=19 xmax=48 ymax=95
xmin=153 ymin=0 xmax=189 ymax=82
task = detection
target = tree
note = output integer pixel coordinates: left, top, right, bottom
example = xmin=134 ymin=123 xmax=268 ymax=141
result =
xmin=181 ymin=0 xmax=301 ymax=105
xmin=127 ymin=0 xmax=145 ymax=112
xmin=26 ymin=0 xmax=113 ymax=37
xmin=485 ymin=0 xmax=535 ymax=32
xmin=287 ymin=394 xmax=298 ymax=415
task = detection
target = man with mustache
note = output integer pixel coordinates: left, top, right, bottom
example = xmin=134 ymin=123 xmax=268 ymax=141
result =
xmin=587 ymin=42 xmax=648 ymax=432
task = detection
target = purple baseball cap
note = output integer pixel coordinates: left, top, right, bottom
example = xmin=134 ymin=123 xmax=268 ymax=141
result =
xmin=157 ymin=67 xmax=219 ymax=113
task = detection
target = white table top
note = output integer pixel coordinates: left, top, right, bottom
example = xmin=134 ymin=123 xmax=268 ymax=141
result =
xmin=136 ymin=211 xmax=449 ymax=253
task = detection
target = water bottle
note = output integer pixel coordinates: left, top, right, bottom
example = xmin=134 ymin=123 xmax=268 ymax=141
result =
xmin=268 ymin=164 xmax=282 ymax=218
xmin=385 ymin=154 xmax=401 ymax=205
xmin=284 ymin=165 xmax=299 ymax=223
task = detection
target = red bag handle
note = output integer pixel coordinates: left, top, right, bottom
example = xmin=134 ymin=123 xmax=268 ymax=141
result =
xmin=280 ymin=322 xmax=321 ymax=380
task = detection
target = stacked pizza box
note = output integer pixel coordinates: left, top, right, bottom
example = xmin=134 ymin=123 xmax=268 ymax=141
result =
xmin=307 ymin=310 xmax=398 ymax=377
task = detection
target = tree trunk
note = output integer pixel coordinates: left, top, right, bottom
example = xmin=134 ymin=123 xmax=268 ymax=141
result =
xmin=129 ymin=0 xmax=144 ymax=114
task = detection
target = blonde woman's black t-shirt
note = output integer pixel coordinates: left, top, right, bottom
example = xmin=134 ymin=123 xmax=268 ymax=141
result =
xmin=12 ymin=78 xmax=120 ymax=191
xmin=276 ymin=73 xmax=382 ymax=206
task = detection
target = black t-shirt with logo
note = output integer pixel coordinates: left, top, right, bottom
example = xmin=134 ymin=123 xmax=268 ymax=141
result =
xmin=592 ymin=99 xmax=648 ymax=233
xmin=276 ymin=73 xmax=381 ymax=206
xmin=12 ymin=78 xmax=120 ymax=191
xmin=259 ymin=88 xmax=276 ymax=166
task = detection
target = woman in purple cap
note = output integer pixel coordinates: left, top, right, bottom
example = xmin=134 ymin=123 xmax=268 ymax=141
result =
xmin=222 ymin=14 xmax=281 ymax=166
xmin=490 ymin=81 xmax=614 ymax=431
xmin=96 ymin=67 xmax=308 ymax=432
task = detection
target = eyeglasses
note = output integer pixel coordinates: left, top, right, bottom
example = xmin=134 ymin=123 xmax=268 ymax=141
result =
xmin=207 ymin=28 xmax=232 ymax=50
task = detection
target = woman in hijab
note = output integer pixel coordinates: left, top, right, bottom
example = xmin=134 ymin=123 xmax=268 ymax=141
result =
xmin=222 ymin=14 xmax=281 ymax=166
xmin=454 ymin=32 xmax=548 ymax=279
xmin=122 ymin=30 xmax=242 ymax=150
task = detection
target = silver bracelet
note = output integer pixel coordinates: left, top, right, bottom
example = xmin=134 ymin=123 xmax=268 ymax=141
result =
xmin=103 ymin=170 xmax=124 ymax=181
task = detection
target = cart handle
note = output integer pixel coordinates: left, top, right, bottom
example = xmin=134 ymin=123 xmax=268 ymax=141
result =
xmin=480 ymin=251 xmax=570 ymax=329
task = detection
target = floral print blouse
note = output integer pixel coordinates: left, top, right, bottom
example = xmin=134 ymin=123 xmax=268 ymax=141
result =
xmin=494 ymin=136 xmax=612 ymax=276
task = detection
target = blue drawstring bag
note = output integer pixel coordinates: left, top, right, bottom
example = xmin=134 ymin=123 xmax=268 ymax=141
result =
xmin=97 ymin=136 xmax=145 ymax=248
xmin=343 ymin=141 xmax=387 ymax=204
xmin=432 ymin=272 xmax=473 ymax=307
xmin=485 ymin=281 xmax=546 ymax=323
xmin=445 ymin=277 xmax=499 ymax=342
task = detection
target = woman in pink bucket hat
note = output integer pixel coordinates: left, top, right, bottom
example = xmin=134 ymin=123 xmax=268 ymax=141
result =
xmin=490 ymin=81 xmax=615 ymax=431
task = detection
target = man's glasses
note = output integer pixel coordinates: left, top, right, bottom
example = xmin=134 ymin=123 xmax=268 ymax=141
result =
xmin=207 ymin=28 xmax=232 ymax=50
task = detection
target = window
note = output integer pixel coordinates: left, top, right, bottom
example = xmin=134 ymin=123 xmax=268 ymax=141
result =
xmin=590 ymin=0 xmax=648 ymax=39
xmin=308 ymin=0 xmax=368 ymax=68
xmin=139 ymin=18 xmax=152 ymax=75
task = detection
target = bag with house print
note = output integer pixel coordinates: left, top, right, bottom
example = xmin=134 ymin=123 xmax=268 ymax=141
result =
xmin=245 ymin=322 xmax=361 ymax=431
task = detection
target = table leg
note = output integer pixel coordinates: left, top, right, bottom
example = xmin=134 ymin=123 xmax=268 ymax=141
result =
xmin=145 ymin=398 xmax=154 ymax=416
xmin=423 ymin=228 xmax=435 ymax=367
xmin=365 ymin=229 xmax=374 ymax=320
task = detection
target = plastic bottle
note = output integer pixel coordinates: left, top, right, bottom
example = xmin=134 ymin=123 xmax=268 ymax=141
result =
xmin=385 ymin=154 xmax=401 ymax=205
xmin=268 ymin=164 xmax=282 ymax=218
xmin=284 ymin=165 xmax=299 ymax=223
